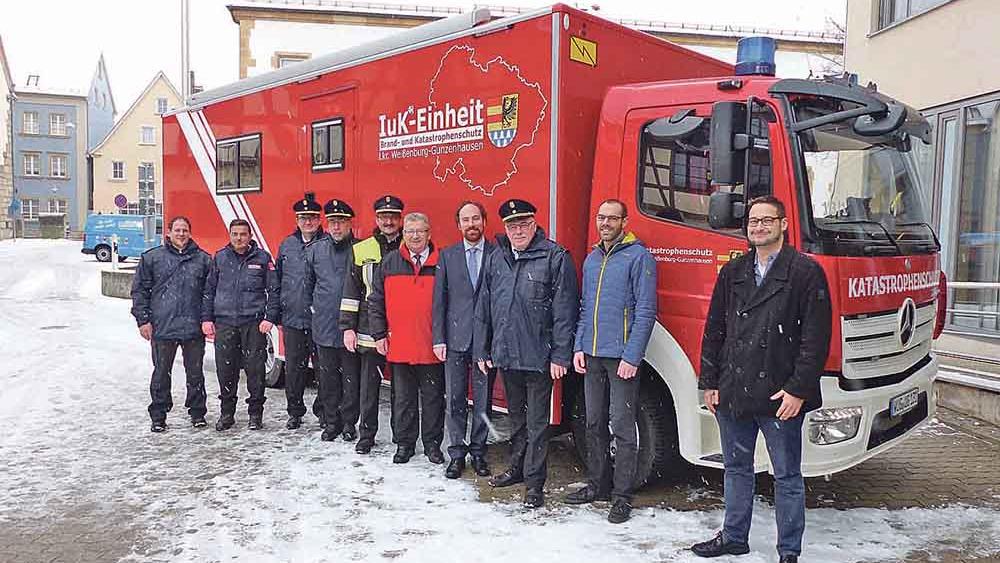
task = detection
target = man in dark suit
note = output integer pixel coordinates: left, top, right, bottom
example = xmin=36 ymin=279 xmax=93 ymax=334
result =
xmin=432 ymin=201 xmax=495 ymax=479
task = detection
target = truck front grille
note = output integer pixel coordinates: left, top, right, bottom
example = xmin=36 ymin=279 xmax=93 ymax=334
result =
xmin=841 ymin=300 xmax=936 ymax=382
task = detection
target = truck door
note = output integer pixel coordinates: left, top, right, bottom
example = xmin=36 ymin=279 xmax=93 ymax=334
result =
xmin=300 ymin=87 xmax=358 ymax=205
xmin=618 ymin=103 xmax=777 ymax=367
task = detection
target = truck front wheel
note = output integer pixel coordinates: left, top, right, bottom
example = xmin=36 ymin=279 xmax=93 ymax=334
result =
xmin=570 ymin=369 xmax=682 ymax=487
xmin=264 ymin=332 xmax=285 ymax=388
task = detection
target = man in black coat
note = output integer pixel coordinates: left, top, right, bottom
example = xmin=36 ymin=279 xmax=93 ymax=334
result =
xmin=692 ymin=196 xmax=832 ymax=563
xmin=131 ymin=216 xmax=212 ymax=432
xmin=475 ymin=199 xmax=579 ymax=509
xmin=433 ymin=201 xmax=496 ymax=479
xmin=305 ymin=199 xmax=360 ymax=442
xmin=275 ymin=193 xmax=326 ymax=430
xmin=202 ymin=219 xmax=281 ymax=431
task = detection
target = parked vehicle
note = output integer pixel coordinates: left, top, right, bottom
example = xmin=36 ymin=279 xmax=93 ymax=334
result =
xmin=162 ymin=5 xmax=944 ymax=484
xmin=82 ymin=214 xmax=159 ymax=262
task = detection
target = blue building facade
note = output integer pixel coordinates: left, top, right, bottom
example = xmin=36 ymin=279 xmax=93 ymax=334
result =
xmin=87 ymin=55 xmax=115 ymax=151
xmin=12 ymin=92 xmax=89 ymax=235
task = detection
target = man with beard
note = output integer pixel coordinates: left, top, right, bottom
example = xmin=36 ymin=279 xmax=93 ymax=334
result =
xmin=691 ymin=196 xmax=831 ymax=563
xmin=131 ymin=216 xmax=212 ymax=432
xmin=432 ymin=201 xmax=495 ymax=479
xmin=275 ymin=193 xmax=327 ymax=430
xmin=202 ymin=219 xmax=281 ymax=431
xmin=475 ymin=199 xmax=579 ymax=508
xmin=340 ymin=195 xmax=403 ymax=454
xmin=369 ymin=212 xmax=445 ymax=465
xmin=566 ymin=199 xmax=657 ymax=524
xmin=305 ymin=199 xmax=360 ymax=442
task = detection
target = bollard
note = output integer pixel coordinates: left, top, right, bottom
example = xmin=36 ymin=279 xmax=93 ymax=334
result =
xmin=111 ymin=234 xmax=119 ymax=271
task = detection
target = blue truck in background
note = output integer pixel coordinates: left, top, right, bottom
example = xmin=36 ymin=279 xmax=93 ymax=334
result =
xmin=82 ymin=214 xmax=161 ymax=262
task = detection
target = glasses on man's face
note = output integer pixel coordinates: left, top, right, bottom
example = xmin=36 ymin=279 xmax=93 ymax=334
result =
xmin=403 ymin=228 xmax=429 ymax=237
xmin=747 ymin=216 xmax=784 ymax=228
xmin=505 ymin=220 xmax=534 ymax=232
xmin=596 ymin=214 xmax=624 ymax=223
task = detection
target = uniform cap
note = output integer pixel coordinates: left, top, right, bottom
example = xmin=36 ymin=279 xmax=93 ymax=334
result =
xmin=498 ymin=199 xmax=537 ymax=222
xmin=373 ymin=195 xmax=404 ymax=214
xmin=293 ymin=192 xmax=322 ymax=216
xmin=324 ymin=198 xmax=355 ymax=218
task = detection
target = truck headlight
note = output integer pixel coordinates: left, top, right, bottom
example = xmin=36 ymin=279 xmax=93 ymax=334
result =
xmin=807 ymin=407 xmax=863 ymax=445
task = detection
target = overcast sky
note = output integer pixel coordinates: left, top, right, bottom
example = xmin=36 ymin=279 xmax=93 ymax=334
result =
xmin=0 ymin=0 xmax=846 ymax=112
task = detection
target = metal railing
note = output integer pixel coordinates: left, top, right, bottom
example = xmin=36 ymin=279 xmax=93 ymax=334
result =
xmin=946 ymin=281 xmax=1000 ymax=335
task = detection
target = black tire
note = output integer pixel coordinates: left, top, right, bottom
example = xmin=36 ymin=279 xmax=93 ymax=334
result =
xmin=118 ymin=255 xmax=128 ymax=262
xmin=570 ymin=368 xmax=682 ymax=488
xmin=264 ymin=332 xmax=285 ymax=388
xmin=95 ymin=245 xmax=112 ymax=262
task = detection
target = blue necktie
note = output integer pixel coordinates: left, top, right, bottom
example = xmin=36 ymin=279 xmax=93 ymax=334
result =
xmin=467 ymin=247 xmax=479 ymax=285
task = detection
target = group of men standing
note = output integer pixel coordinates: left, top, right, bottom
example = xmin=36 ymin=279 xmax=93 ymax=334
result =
xmin=131 ymin=190 xmax=829 ymax=560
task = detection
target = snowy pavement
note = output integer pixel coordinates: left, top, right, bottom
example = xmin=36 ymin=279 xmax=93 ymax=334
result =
xmin=2 ymin=239 xmax=999 ymax=563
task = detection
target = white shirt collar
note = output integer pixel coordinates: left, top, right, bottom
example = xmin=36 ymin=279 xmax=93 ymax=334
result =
xmin=463 ymin=238 xmax=484 ymax=252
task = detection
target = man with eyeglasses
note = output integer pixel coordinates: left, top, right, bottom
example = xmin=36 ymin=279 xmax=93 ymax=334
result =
xmin=566 ymin=199 xmax=657 ymax=524
xmin=340 ymin=195 xmax=404 ymax=454
xmin=368 ymin=212 xmax=446 ymax=465
xmin=275 ymin=193 xmax=327 ymax=431
xmin=305 ymin=199 xmax=360 ymax=442
xmin=691 ymin=195 xmax=831 ymax=563
xmin=475 ymin=199 xmax=579 ymax=508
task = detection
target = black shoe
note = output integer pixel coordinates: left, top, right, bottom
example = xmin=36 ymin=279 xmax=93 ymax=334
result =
xmin=445 ymin=458 xmax=465 ymax=479
xmin=342 ymin=427 xmax=357 ymax=442
xmin=489 ymin=467 xmax=524 ymax=488
xmin=393 ymin=446 xmax=415 ymax=464
xmin=607 ymin=499 xmax=632 ymax=524
xmin=471 ymin=455 xmax=491 ymax=477
xmin=691 ymin=532 xmax=750 ymax=558
xmin=779 ymin=556 xmax=798 ymax=563
xmin=150 ymin=422 xmax=167 ymax=433
xmin=248 ymin=414 xmax=263 ymax=431
xmin=317 ymin=414 xmax=327 ymax=429
xmin=564 ymin=485 xmax=610 ymax=505
xmin=321 ymin=428 xmax=339 ymax=442
xmin=215 ymin=415 xmax=235 ymax=432
xmin=355 ymin=439 xmax=374 ymax=454
xmin=191 ymin=417 xmax=207 ymax=428
xmin=524 ymin=488 xmax=544 ymax=509
xmin=426 ymin=448 xmax=445 ymax=465
xmin=286 ymin=416 xmax=302 ymax=430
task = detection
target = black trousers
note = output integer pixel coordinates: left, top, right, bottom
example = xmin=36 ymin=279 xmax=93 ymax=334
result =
xmin=391 ymin=362 xmax=445 ymax=451
xmin=503 ymin=369 xmax=553 ymax=490
xmin=584 ymin=355 xmax=641 ymax=502
xmin=358 ymin=350 xmax=386 ymax=443
xmin=445 ymin=349 xmax=492 ymax=460
xmin=283 ymin=327 xmax=322 ymax=419
xmin=148 ymin=337 xmax=207 ymax=423
xmin=214 ymin=322 xmax=267 ymax=417
xmin=315 ymin=344 xmax=361 ymax=432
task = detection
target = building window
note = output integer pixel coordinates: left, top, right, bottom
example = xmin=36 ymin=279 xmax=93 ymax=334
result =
xmin=122 ymin=202 xmax=140 ymax=215
xmin=46 ymin=198 xmax=68 ymax=214
xmin=274 ymin=52 xmax=310 ymax=69
xmin=50 ymin=154 xmax=68 ymax=178
xmin=216 ymin=133 xmax=262 ymax=194
xmin=50 ymin=113 xmax=67 ymax=136
xmin=22 ymin=153 xmax=40 ymax=176
xmin=156 ymin=98 xmax=169 ymax=114
xmin=140 ymin=126 xmax=156 ymax=145
xmin=22 ymin=198 xmax=39 ymax=220
xmin=876 ymin=0 xmax=950 ymax=31
xmin=138 ymin=162 xmax=155 ymax=215
xmin=112 ymin=160 xmax=125 ymax=180
xmin=22 ymin=112 xmax=39 ymax=134
xmin=312 ymin=119 xmax=344 ymax=171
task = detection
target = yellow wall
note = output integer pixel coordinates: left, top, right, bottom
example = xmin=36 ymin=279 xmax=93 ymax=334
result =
xmin=845 ymin=0 xmax=1000 ymax=109
xmin=91 ymin=75 xmax=180 ymax=214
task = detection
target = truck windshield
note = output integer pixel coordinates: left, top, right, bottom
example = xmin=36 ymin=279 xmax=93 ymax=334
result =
xmin=792 ymin=97 xmax=938 ymax=256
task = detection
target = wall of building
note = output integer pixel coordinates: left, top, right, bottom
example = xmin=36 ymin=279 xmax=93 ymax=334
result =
xmin=91 ymin=77 xmax=180 ymax=216
xmin=87 ymin=61 xmax=115 ymax=151
xmin=845 ymin=0 xmax=1000 ymax=110
xmin=0 ymin=69 xmax=12 ymax=239
xmin=12 ymin=94 xmax=89 ymax=235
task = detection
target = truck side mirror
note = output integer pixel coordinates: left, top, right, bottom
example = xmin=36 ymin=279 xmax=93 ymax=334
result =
xmin=710 ymin=101 xmax=748 ymax=185
xmin=709 ymin=190 xmax=745 ymax=229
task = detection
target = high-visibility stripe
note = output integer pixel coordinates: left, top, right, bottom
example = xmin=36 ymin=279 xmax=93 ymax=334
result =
xmin=340 ymin=298 xmax=360 ymax=312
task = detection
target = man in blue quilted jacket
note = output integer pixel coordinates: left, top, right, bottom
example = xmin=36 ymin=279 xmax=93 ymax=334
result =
xmin=566 ymin=198 xmax=657 ymax=524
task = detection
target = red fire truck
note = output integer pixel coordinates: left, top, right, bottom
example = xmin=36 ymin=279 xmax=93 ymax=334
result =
xmin=163 ymin=4 xmax=944 ymax=484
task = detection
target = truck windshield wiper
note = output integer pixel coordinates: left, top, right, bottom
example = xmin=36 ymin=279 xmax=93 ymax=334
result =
xmin=898 ymin=221 xmax=942 ymax=252
xmin=821 ymin=219 xmax=905 ymax=256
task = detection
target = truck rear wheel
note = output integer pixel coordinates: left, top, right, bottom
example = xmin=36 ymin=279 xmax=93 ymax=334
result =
xmin=570 ymin=368 xmax=682 ymax=487
xmin=95 ymin=245 xmax=112 ymax=262
xmin=264 ymin=332 xmax=285 ymax=388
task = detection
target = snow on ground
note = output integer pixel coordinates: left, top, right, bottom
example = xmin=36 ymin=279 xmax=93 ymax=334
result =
xmin=1 ymin=239 xmax=999 ymax=563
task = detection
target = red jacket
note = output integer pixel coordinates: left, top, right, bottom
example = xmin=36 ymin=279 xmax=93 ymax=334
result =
xmin=368 ymin=242 xmax=441 ymax=364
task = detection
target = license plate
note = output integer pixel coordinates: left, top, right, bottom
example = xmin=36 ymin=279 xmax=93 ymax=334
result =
xmin=889 ymin=388 xmax=920 ymax=417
